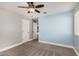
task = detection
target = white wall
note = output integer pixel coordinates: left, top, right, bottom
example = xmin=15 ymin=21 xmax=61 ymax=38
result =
xmin=0 ymin=9 xmax=22 ymax=50
xmin=74 ymin=11 xmax=79 ymax=36
xmin=74 ymin=10 xmax=79 ymax=54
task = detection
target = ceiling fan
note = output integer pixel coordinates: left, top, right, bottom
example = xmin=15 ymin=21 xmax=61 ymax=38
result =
xmin=18 ymin=2 xmax=44 ymax=13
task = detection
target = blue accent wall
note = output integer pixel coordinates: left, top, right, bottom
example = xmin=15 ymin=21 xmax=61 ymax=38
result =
xmin=39 ymin=12 xmax=74 ymax=46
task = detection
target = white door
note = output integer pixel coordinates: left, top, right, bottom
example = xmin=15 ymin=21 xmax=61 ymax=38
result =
xmin=33 ymin=22 xmax=37 ymax=39
xmin=22 ymin=19 xmax=30 ymax=42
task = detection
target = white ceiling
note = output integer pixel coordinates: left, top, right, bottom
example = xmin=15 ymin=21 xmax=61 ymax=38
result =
xmin=0 ymin=2 xmax=78 ymax=19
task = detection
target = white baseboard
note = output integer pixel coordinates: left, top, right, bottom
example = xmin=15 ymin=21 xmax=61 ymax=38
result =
xmin=0 ymin=39 xmax=33 ymax=52
xmin=39 ymin=40 xmax=79 ymax=56
xmin=22 ymin=39 xmax=34 ymax=43
xmin=72 ymin=47 xmax=79 ymax=56
xmin=0 ymin=39 xmax=79 ymax=56
xmin=39 ymin=40 xmax=73 ymax=48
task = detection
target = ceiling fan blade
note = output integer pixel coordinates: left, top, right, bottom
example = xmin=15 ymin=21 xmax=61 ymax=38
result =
xmin=35 ymin=4 xmax=44 ymax=8
xmin=27 ymin=2 xmax=34 ymax=7
xmin=18 ymin=6 xmax=28 ymax=8
xmin=30 ymin=2 xmax=34 ymax=5
xmin=35 ymin=9 xmax=40 ymax=13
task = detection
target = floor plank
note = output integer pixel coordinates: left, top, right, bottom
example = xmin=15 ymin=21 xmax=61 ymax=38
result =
xmin=0 ymin=40 xmax=77 ymax=56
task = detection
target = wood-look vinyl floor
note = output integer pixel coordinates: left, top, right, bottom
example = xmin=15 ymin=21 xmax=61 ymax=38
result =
xmin=0 ymin=40 xmax=77 ymax=56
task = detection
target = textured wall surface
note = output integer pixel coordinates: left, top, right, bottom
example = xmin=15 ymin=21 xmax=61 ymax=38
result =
xmin=39 ymin=12 xmax=74 ymax=46
xmin=74 ymin=9 xmax=79 ymax=54
xmin=0 ymin=9 xmax=22 ymax=50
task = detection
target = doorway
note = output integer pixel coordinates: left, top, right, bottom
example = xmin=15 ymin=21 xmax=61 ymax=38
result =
xmin=32 ymin=18 xmax=39 ymax=41
xmin=22 ymin=19 xmax=30 ymax=42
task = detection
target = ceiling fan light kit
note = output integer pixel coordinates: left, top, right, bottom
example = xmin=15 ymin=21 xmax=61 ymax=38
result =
xmin=28 ymin=8 xmax=35 ymax=13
